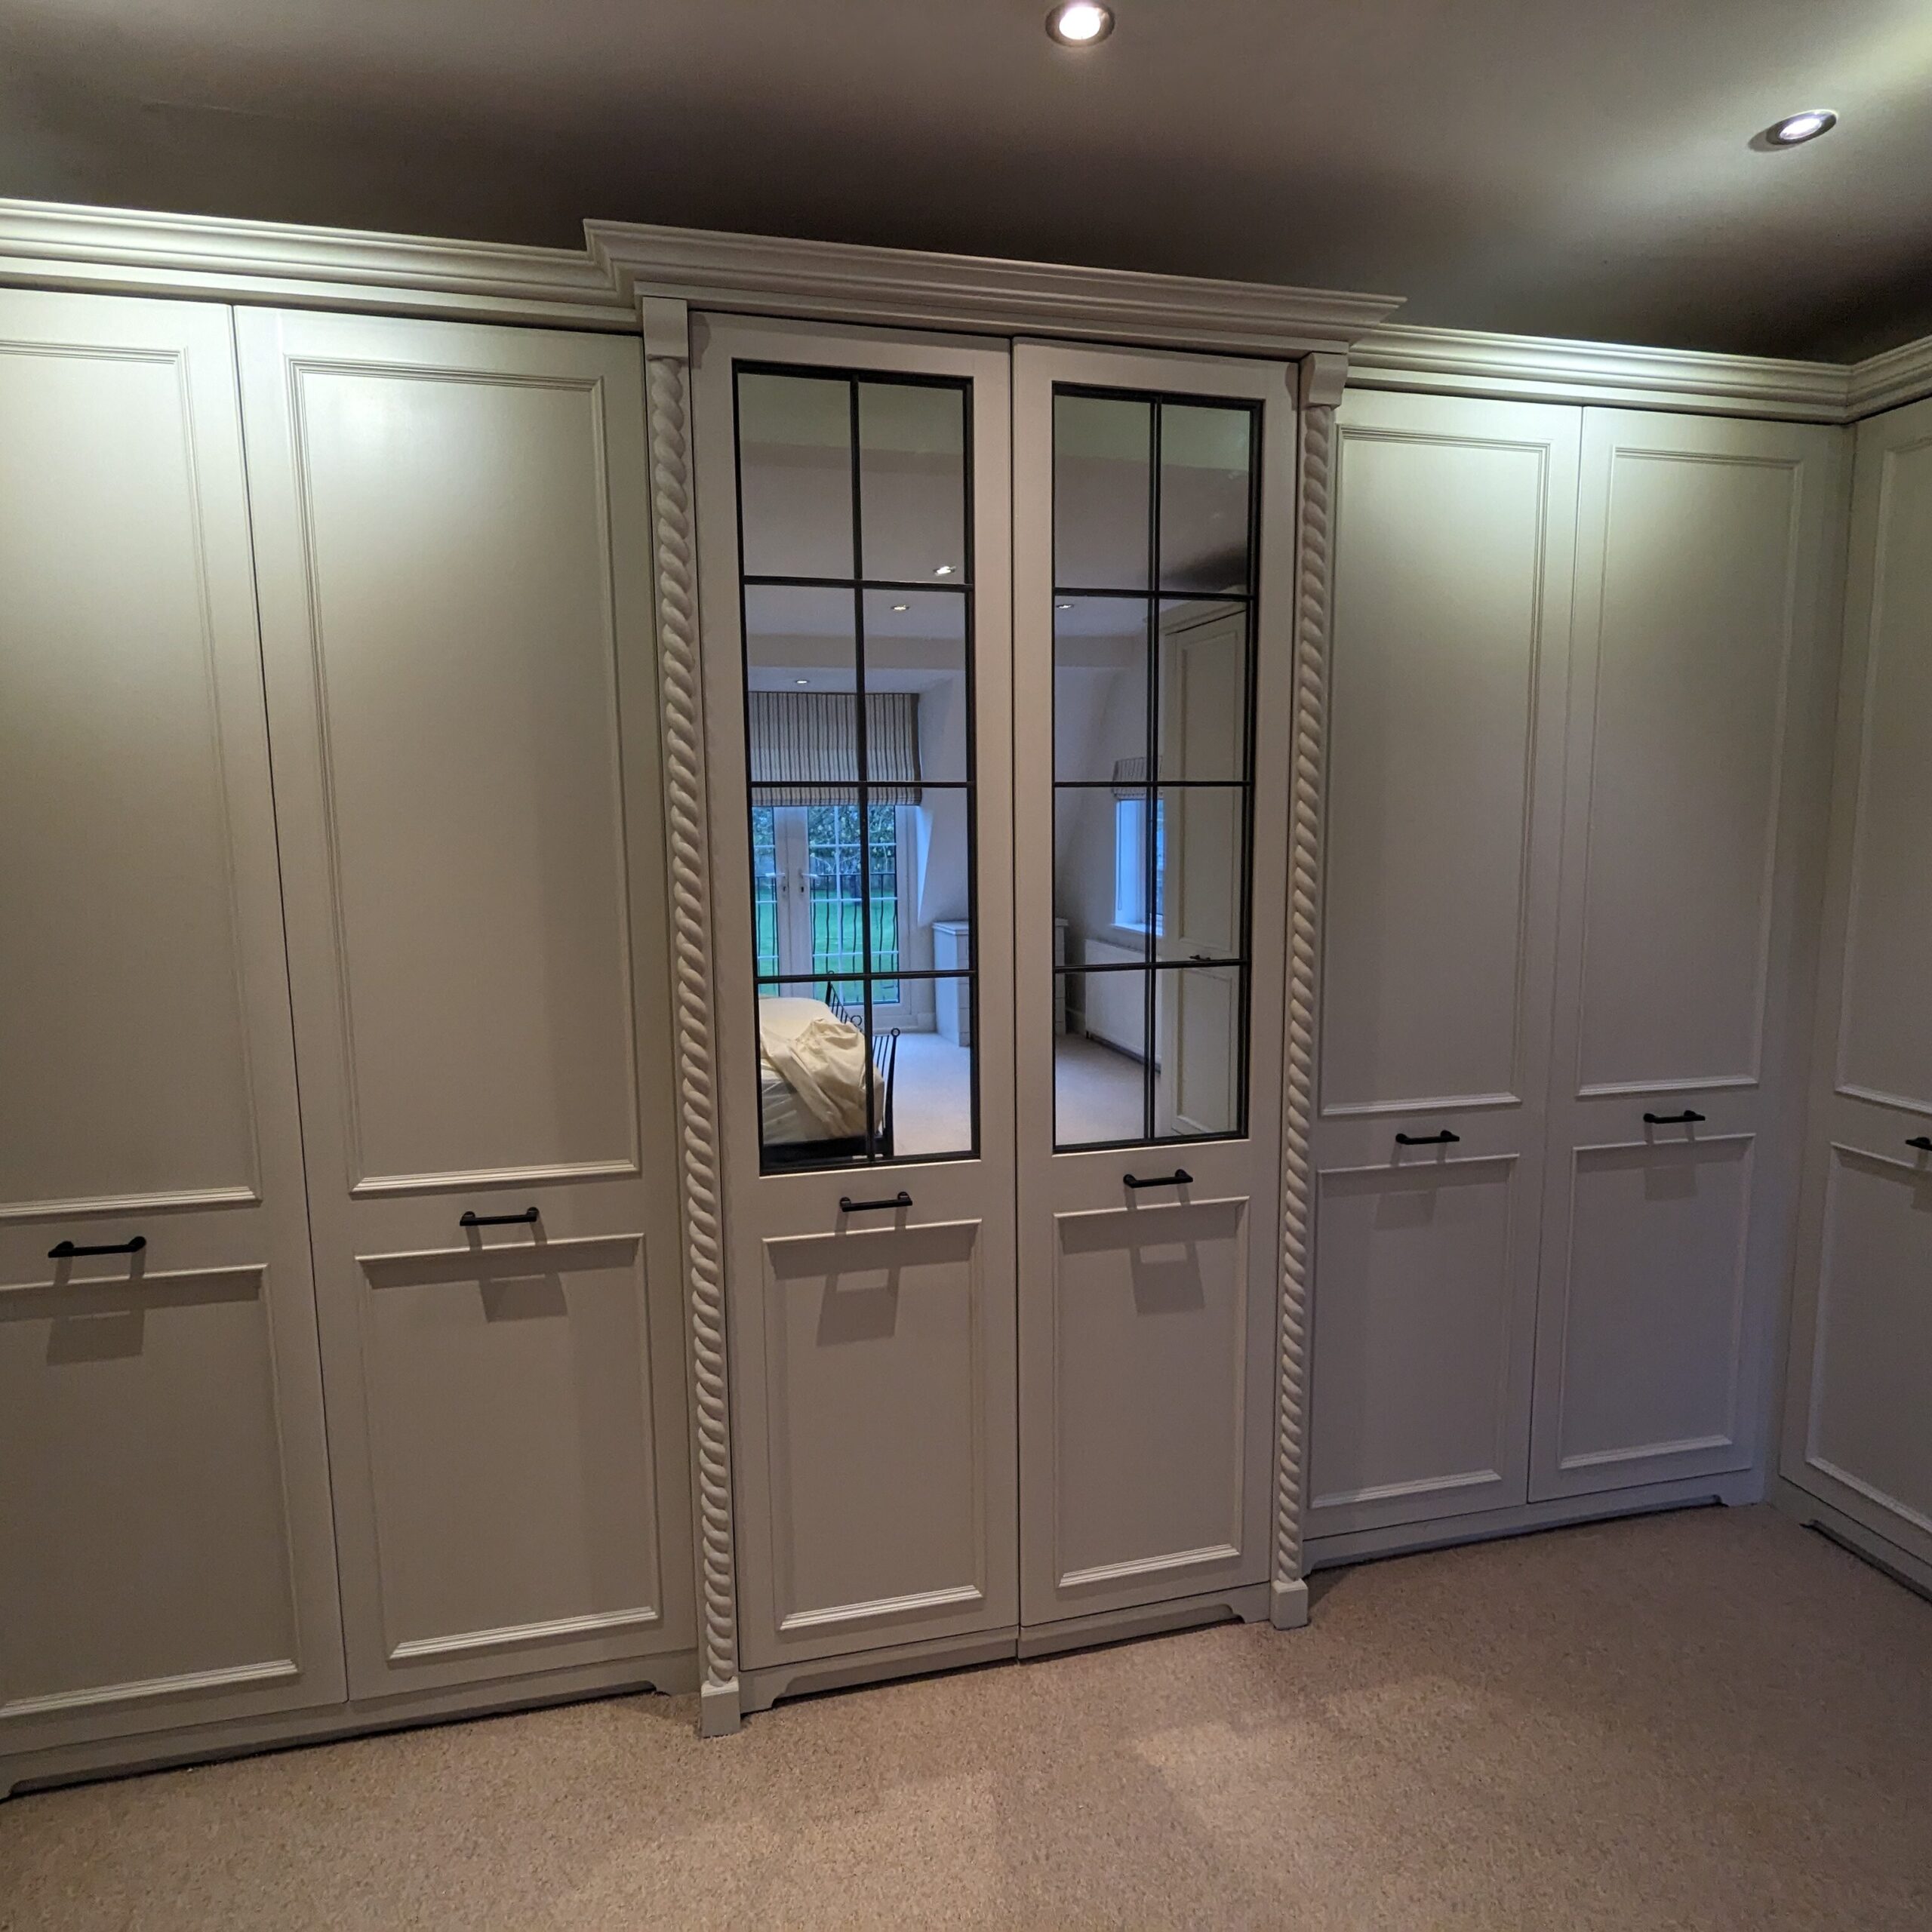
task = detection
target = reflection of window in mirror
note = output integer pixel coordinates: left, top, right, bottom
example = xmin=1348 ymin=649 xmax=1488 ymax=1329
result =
xmin=1112 ymin=795 xmax=1164 ymax=934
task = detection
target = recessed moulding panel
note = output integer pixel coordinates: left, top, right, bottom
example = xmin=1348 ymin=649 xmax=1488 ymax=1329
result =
xmin=1309 ymin=1160 xmax=1519 ymax=1514
xmin=1804 ymin=1149 xmax=1932 ymax=1536
xmin=1838 ymin=438 xmax=1932 ymax=1115
xmin=1552 ymin=1139 xmax=1752 ymax=1472
xmin=0 ymin=342 xmax=258 ymax=1214
xmin=291 ymin=365 xmax=639 ymax=1189
xmin=0 ymin=1267 xmax=300 ymax=1719
xmin=1051 ymin=1197 xmax=1249 ymax=1588
xmin=1321 ymin=432 xmax=1546 ymax=1113
xmin=356 ymin=1235 xmax=665 ymax=1662
xmin=1576 ymin=451 xmax=1796 ymax=1094
xmin=761 ymin=1220 xmax=989 ymax=1632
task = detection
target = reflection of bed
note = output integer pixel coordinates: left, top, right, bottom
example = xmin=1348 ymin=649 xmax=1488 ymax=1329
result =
xmin=759 ymin=982 xmax=898 ymax=1165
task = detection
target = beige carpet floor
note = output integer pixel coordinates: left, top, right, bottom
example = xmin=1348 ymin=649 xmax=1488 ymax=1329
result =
xmin=3 ymin=1506 xmax=1928 ymax=1930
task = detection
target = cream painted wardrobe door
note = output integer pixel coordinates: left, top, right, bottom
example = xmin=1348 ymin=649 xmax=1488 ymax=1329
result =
xmin=1781 ymin=395 xmax=1932 ymax=1569
xmin=235 ymin=309 xmax=694 ymax=1699
xmin=1308 ymin=389 xmax=1578 ymax=1540
xmin=0 ymin=289 xmax=344 ymax=1766
xmin=1013 ymin=340 xmax=1294 ymax=1629
xmin=1531 ymin=408 xmax=1846 ymax=1502
xmin=691 ymin=317 xmax=1019 ymax=1682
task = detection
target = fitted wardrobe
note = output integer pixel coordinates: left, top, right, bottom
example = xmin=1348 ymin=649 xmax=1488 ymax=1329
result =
xmin=689 ymin=318 xmax=1300 ymax=1713
xmin=1306 ymin=392 xmax=1844 ymax=1559
xmin=1 ymin=288 xmax=696 ymax=1788
xmin=5 ymin=198 xmax=1930 ymax=1785
xmin=1777 ymin=391 xmax=1932 ymax=1591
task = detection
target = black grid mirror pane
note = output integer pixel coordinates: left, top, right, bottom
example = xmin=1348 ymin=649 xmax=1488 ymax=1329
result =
xmin=859 ymin=382 xmax=965 ymax=584
xmin=1051 ymin=384 xmax=1260 ymax=1152
xmin=735 ymin=365 xmax=979 ymax=1173
xmin=1158 ymin=404 xmax=1254 ymax=595
xmin=737 ymin=373 xmax=854 ymax=580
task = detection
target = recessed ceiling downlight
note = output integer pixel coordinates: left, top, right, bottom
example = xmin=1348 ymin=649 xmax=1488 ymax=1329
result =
xmin=1767 ymin=109 xmax=1837 ymax=146
xmin=1047 ymin=3 xmax=1114 ymax=47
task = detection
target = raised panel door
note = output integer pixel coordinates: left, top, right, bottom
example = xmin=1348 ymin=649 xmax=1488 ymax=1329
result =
xmin=1015 ymin=342 xmax=1294 ymax=1626
xmin=1309 ymin=390 xmax=1578 ymax=1539
xmin=0 ymin=289 xmax=343 ymax=1765
xmin=692 ymin=316 xmax=1020 ymax=1674
xmin=237 ymin=308 xmax=693 ymax=1698
xmin=1534 ymin=408 xmax=1845 ymax=1501
xmin=1781 ymin=395 xmax=1932 ymax=1567
xmin=1795 ymin=1146 xmax=1932 ymax=1552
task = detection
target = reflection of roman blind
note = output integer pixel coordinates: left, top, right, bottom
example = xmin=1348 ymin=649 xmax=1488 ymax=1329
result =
xmin=749 ymin=691 xmax=922 ymax=805
xmin=1110 ymin=754 xmax=1151 ymax=800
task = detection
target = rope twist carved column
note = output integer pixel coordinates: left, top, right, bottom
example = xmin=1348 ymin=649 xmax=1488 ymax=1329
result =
xmin=1273 ymin=352 xmax=1344 ymax=1629
xmin=642 ymin=301 xmax=740 ymax=1731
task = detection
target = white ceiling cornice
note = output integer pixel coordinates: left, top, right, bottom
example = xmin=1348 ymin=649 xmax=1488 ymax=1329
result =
xmin=0 ymin=196 xmax=1928 ymax=422
xmin=1350 ymin=320 xmax=1852 ymax=423
xmin=1845 ymin=333 xmax=1932 ymax=421
xmin=588 ymin=220 xmax=1404 ymax=356
xmin=0 ymin=196 xmax=637 ymax=327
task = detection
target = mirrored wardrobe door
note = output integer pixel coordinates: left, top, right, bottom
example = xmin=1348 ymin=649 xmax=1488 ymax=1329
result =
xmin=692 ymin=318 xmax=1017 ymax=1681
xmin=1012 ymin=340 xmax=1297 ymax=1630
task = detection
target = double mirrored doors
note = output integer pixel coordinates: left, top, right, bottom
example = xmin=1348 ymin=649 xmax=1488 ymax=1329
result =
xmin=694 ymin=318 xmax=1296 ymax=1686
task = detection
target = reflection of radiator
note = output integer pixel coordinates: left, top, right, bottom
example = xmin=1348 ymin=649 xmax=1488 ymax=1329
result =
xmin=1080 ymin=937 xmax=1146 ymax=1059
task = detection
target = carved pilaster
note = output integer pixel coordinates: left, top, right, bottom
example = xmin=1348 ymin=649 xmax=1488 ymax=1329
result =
xmin=1273 ymin=349 xmax=1346 ymax=1630
xmin=641 ymin=296 xmax=741 ymax=1734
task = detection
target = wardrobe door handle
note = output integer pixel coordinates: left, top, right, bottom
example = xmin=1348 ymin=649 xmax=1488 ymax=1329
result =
xmin=1907 ymin=1137 xmax=1932 ymax=1153
xmin=840 ymin=1192 xmax=912 ymax=1214
xmin=1642 ymin=1111 xmax=1706 ymax=1126
xmin=1394 ymin=1131 xmax=1460 ymax=1146
xmin=48 ymin=1235 xmax=147 ymax=1260
xmin=459 ymin=1207 xmax=540 ymax=1228
xmin=1123 ymin=1170 xmax=1192 ymax=1189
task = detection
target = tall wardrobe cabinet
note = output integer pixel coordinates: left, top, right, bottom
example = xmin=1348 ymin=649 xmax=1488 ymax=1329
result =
xmin=1309 ymin=387 xmax=1845 ymax=1551
xmin=2 ymin=288 xmax=696 ymax=1783
xmin=1 ymin=291 xmax=346 ymax=1761
xmin=1780 ymin=392 xmax=1932 ymax=1579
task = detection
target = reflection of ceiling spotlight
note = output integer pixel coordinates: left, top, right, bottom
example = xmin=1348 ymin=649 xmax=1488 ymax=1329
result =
xmin=1056 ymin=601 xmax=1073 ymax=611
xmin=1765 ymin=109 xmax=1837 ymax=146
xmin=795 ymin=678 xmax=809 ymax=686
xmin=1047 ymin=3 xmax=1114 ymax=46
xmin=893 ymin=604 xmax=909 ymax=612
xmin=934 ymin=563 xmax=955 ymax=576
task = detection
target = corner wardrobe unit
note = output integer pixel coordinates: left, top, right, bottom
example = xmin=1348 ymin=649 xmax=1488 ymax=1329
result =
xmin=690 ymin=317 xmax=1303 ymax=1712
xmin=1777 ymin=392 xmax=1932 ymax=1591
xmin=1 ymin=288 xmax=694 ymax=1792
xmin=1306 ymin=388 xmax=1846 ymax=1560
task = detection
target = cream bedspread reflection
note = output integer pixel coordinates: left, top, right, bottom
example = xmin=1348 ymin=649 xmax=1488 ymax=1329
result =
xmin=758 ymin=996 xmax=870 ymax=1137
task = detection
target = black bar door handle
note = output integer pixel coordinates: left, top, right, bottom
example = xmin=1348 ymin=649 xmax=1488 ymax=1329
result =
xmin=1643 ymin=1111 xmax=1706 ymax=1126
xmin=1908 ymin=1137 xmax=1932 ymax=1153
xmin=460 ymin=1207 xmax=540 ymax=1228
xmin=1394 ymin=1131 xmax=1460 ymax=1146
xmin=840 ymin=1191 xmax=912 ymax=1213
xmin=48 ymin=1235 xmax=147 ymax=1260
xmin=1123 ymin=1170 xmax=1192 ymax=1189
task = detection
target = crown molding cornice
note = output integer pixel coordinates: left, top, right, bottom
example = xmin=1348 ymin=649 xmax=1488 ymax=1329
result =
xmin=588 ymin=220 xmax=1403 ymax=355
xmin=1349 ymin=319 xmax=1852 ymax=423
xmin=1845 ymin=332 xmax=1932 ymax=420
xmin=0 ymin=196 xmax=636 ymax=327
xmin=2 ymin=196 xmax=1930 ymax=422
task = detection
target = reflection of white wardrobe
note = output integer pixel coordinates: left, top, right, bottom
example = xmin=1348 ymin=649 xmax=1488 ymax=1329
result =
xmin=1309 ymin=388 xmax=1846 ymax=1553
xmin=2 ymin=291 xmax=694 ymax=1786
xmin=1779 ymin=394 xmax=1932 ymax=1584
